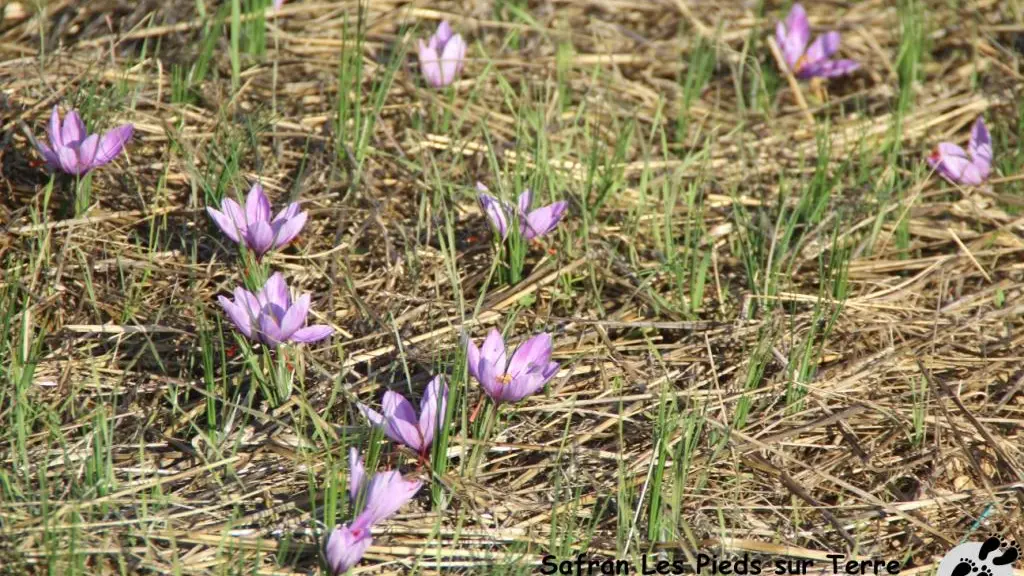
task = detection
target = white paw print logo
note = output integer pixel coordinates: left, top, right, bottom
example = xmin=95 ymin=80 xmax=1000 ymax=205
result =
xmin=938 ymin=535 xmax=1020 ymax=576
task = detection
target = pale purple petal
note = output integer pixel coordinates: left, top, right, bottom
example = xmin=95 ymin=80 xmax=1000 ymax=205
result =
xmin=775 ymin=22 xmax=789 ymax=66
xmin=47 ymin=106 xmax=63 ymax=148
xmin=57 ymin=146 xmax=81 ymax=175
xmin=418 ymin=376 xmax=447 ymax=451
xmin=465 ymin=335 xmax=481 ymax=381
xmin=272 ymin=0 xmax=284 ymax=10
xmin=478 ymin=351 xmax=505 ymax=402
xmin=245 ymin=221 xmax=276 ymax=257
xmin=207 ymin=206 xmax=242 ymax=243
xmin=61 ymin=111 xmax=86 ymax=145
xmin=271 ymin=210 xmax=307 ymax=249
xmin=969 ymin=117 xmax=993 ymax=177
xmin=93 ymin=124 xmax=133 ymax=166
xmin=517 ymin=189 xmax=533 ymax=214
xmin=76 ymin=134 xmax=100 ymax=171
xmin=37 ymin=142 xmax=59 ymax=169
xmin=290 ymin=325 xmax=334 ymax=343
xmin=272 ymin=202 xmax=301 ymax=223
xmin=480 ymin=329 xmax=507 ymax=373
xmin=237 ymin=286 xmax=261 ymax=315
xmin=438 ymin=33 xmax=466 ymax=86
xmin=522 ymin=201 xmax=568 ymax=240
xmin=219 ymin=294 xmax=254 ymax=338
xmin=379 ymin=391 xmax=424 ymax=452
xmin=932 ymin=142 xmax=970 ymax=162
xmin=245 ymin=183 xmax=271 ymax=224
xmin=257 ymin=313 xmax=288 ymax=347
xmin=418 ymin=41 xmax=443 ymax=88
xmin=542 ymin=361 xmax=560 ymax=380
xmin=803 ymin=32 xmax=841 ymax=66
xmin=504 ymin=371 xmax=546 ymax=403
xmin=358 ymin=403 xmax=387 ymax=429
xmin=358 ymin=470 xmax=422 ymax=526
xmin=324 ymin=524 xmax=371 ymax=575
xmin=780 ymin=3 xmax=810 ymax=69
xmin=954 ymin=163 xmax=986 ymax=186
xmin=435 ymin=20 xmax=454 ymax=45
xmin=479 ymin=193 xmax=510 ymax=239
xmin=259 ymin=273 xmax=291 ymax=311
xmin=797 ymin=58 xmax=859 ymax=79
xmin=929 ymin=143 xmax=974 ymax=184
xmin=216 ymin=197 xmax=249 ymax=244
xmin=507 ymin=333 xmax=553 ymax=380
xmin=278 ymin=293 xmax=310 ymax=339
xmin=348 ymin=447 xmax=366 ymax=502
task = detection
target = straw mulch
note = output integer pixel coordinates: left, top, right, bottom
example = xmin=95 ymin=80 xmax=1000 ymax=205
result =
xmin=0 ymin=1 xmax=1022 ymax=574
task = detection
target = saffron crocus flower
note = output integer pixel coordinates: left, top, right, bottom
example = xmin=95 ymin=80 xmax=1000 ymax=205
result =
xmin=776 ymin=3 xmax=859 ymax=79
xmin=206 ymin=183 xmax=307 ymax=258
xmin=348 ymin=449 xmax=423 ymax=526
xmin=466 ymin=329 xmax=560 ymax=404
xmin=928 ymin=117 xmax=993 ymax=186
xmin=417 ymin=20 xmax=466 ymax=88
xmin=358 ymin=376 xmax=448 ymax=456
xmin=37 ymin=106 xmax=133 ymax=176
xmin=327 ymin=449 xmax=421 ymax=574
xmin=324 ymin=522 xmax=372 ymax=575
xmin=218 ymin=272 xmax=333 ymax=348
xmin=476 ymin=182 xmax=568 ymax=241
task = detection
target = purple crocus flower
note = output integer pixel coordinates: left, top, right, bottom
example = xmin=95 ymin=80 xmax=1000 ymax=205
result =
xmin=776 ymin=3 xmax=859 ymax=79
xmin=206 ymin=183 xmax=307 ymax=258
xmin=465 ymin=329 xmax=560 ymax=404
xmin=324 ymin=522 xmax=372 ymax=575
xmin=928 ymin=117 xmax=993 ymax=186
xmin=37 ymin=106 xmax=133 ymax=176
xmin=476 ymin=182 xmax=568 ymax=241
xmin=358 ymin=376 xmax=448 ymax=456
xmin=218 ymin=272 xmax=333 ymax=348
xmin=347 ymin=449 xmax=423 ymax=526
xmin=417 ymin=20 xmax=466 ymax=88
xmin=326 ymin=449 xmax=421 ymax=574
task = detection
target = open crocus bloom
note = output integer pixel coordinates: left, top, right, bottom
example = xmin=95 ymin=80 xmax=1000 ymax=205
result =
xmin=324 ymin=522 xmax=372 ymax=575
xmin=476 ymin=182 xmax=568 ymax=241
xmin=206 ymin=183 xmax=307 ymax=258
xmin=348 ymin=448 xmax=423 ymax=526
xmin=37 ymin=106 xmax=133 ymax=176
xmin=928 ymin=117 xmax=992 ymax=186
xmin=328 ymin=449 xmax=421 ymax=573
xmin=417 ymin=20 xmax=466 ymax=88
xmin=776 ymin=3 xmax=859 ymax=79
xmin=466 ymin=329 xmax=560 ymax=404
xmin=358 ymin=376 xmax=448 ymax=456
xmin=218 ymin=272 xmax=333 ymax=348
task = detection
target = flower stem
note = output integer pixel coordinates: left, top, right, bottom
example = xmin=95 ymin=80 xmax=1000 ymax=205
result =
xmin=72 ymin=173 xmax=92 ymax=217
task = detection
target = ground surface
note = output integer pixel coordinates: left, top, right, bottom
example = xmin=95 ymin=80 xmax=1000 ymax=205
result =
xmin=1 ymin=0 xmax=1023 ymax=574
